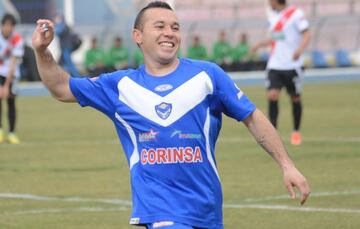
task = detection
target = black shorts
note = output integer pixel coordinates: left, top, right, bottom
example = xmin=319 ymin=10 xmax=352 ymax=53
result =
xmin=266 ymin=68 xmax=303 ymax=96
xmin=0 ymin=75 xmax=17 ymax=97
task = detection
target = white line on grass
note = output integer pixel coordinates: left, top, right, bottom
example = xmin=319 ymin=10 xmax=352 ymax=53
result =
xmin=3 ymin=207 xmax=127 ymax=216
xmin=0 ymin=193 xmax=131 ymax=206
xmin=218 ymin=136 xmax=360 ymax=143
xmin=2 ymin=190 xmax=360 ymax=205
xmin=223 ymin=204 xmax=360 ymax=214
xmin=2 ymin=205 xmax=360 ymax=216
xmin=1 ymin=190 xmax=360 ymax=216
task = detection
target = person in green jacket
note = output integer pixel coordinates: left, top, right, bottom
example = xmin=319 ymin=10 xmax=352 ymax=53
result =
xmin=107 ymin=37 xmax=129 ymax=70
xmin=187 ymin=35 xmax=208 ymax=60
xmin=232 ymin=33 xmax=256 ymax=71
xmin=212 ymin=31 xmax=232 ymax=70
xmin=232 ymin=33 xmax=251 ymax=62
xmin=84 ymin=37 xmax=106 ymax=76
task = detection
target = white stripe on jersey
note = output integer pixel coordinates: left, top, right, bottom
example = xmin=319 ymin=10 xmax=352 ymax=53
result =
xmin=204 ymin=108 xmax=220 ymax=180
xmin=115 ymin=112 xmax=139 ymax=169
xmin=118 ymin=71 xmax=213 ymax=127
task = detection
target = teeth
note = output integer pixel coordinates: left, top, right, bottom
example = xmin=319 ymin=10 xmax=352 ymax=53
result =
xmin=160 ymin=42 xmax=173 ymax=47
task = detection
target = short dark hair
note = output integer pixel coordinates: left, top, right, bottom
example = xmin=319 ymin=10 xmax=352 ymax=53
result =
xmin=1 ymin=13 xmax=17 ymax=26
xmin=276 ymin=0 xmax=286 ymax=5
xmin=133 ymin=1 xmax=173 ymax=30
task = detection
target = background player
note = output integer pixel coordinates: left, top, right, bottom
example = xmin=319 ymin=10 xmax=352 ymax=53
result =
xmin=0 ymin=13 xmax=24 ymax=144
xmin=252 ymin=0 xmax=311 ymax=145
xmin=32 ymin=1 xmax=310 ymax=228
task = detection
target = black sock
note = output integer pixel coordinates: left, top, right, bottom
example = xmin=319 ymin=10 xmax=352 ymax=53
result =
xmin=292 ymin=101 xmax=302 ymax=131
xmin=7 ymin=97 xmax=16 ymax=132
xmin=269 ymin=100 xmax=278 ymax=128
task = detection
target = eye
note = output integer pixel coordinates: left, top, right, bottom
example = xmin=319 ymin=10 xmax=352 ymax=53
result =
xmin=172 ymin=26 xmax=179 ymax=31
xmin=155 ymin=25 xmax=164 ymax=29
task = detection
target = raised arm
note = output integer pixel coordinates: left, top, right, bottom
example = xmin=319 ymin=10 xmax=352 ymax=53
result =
xmin=243 ymin=109 xmax=310 ymax=205
xmin=32 ymin=19 xmax=76 ymax=102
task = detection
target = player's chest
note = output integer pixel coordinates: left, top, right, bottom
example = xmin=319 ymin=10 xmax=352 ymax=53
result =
xmin=115 ymin=73 xmax=213 ymax=127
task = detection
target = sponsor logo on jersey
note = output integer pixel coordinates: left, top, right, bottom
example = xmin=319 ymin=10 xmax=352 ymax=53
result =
xmin=171 ymin=129 xmax=202 ymax=139
xmin=155 ymin=102 xmax=172 ymax=120
xmin=271 ymin=31 xmax=285 ymax=40
xmin=154 ymin=84 xmax=173 ymax=92
xmin=139 ymin=129 xmax=159 ymax=142
xmin=141 ymin=146 xmax=203 ymax=165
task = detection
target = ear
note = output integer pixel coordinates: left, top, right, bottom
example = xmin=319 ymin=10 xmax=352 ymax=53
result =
xmin=132 ymin=29 xmax=143 ymax=46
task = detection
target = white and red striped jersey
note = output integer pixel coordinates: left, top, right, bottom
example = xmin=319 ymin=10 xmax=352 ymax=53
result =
xmin=267 ymin=5 xmax=309 ymax=70
xmin=0 ymin=32 xmax=24 ymax=78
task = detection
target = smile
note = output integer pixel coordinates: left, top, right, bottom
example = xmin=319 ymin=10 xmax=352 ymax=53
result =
xmin=159 ymin=41 xmax=175 ymax=48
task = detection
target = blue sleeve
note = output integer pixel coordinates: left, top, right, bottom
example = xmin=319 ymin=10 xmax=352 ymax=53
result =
xmin=69 ymin=75 xmax=114 ymax=117
xmin=211 ymin=64 xmax=256 ymax=121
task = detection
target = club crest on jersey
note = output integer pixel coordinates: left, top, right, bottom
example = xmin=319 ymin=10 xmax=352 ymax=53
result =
xmin=155 ymin=102 xmax=172 ymax=120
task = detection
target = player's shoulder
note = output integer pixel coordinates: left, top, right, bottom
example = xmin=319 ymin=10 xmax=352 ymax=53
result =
xmin=180 ymin=57 xmax=220 ymax=73
xmin=293 ymin=5 xmax=306 ymax=17
xmin=94 ymin=68 xmax=139 ymax=83
xmin=180 ymin=58 xmax=228 ymax=86
xmin=106 ymin=68 xmax=138 ymax=78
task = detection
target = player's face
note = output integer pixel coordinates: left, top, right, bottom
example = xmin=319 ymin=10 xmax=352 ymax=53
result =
xmin=133 ymin=8 xmax=181 ymax=65
xmin=1 ymin=21 xmax=15 ymax=38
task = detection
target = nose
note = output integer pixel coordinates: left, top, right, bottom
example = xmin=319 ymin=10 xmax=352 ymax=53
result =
xmin=163 ymin=25 xmax=174 ymax=37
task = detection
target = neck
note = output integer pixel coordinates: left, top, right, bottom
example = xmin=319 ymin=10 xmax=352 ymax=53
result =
xmin=144 ymin=58 xmax=180 ymax=77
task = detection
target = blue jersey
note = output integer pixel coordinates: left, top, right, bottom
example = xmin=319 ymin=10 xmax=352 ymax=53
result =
xmin=69 ymin=58 xmax=256 ymax=228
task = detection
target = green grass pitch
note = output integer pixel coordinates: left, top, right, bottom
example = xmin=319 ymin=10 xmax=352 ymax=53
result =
xmin=0 ymin=81 xmax=359 ymax=228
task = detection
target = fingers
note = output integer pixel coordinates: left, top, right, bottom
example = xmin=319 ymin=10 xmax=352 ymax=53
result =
xmin=287 ymin=179 xmax=311 ymax=205
xmin=300 ymin=192 xmax=309 ymax=205
xmin=286 ymin=183 xmax=296 ymax=200
xmin=33 ymin=19 xmax=55 ymax=50
xmin=35 ymin=19 xmax=54 ymax=38
xmin=36 ymin=19 xmax=54 ymax=32
xmin=283 ymin=169 xmax=311 ymax=205
xmin=299 ymin=181 xmax=311 ymax=205
xmin=286 ymin=183 xmax=311 ymax=205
